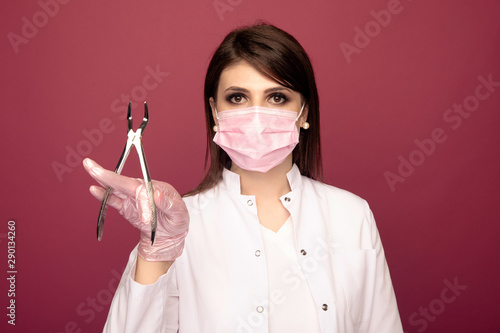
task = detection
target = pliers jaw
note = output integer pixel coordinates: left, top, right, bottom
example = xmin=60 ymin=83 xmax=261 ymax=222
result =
xmin=140 ymin=102 xmax=149 ymax=132
xmin=127 ymin=102 xmax=133 ymax=133
xmin=127 ymin=101 xmax=150 ymax=133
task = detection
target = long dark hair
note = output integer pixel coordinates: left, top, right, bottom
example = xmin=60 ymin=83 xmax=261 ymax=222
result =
xmin=185 ymin=22 xmax=323 ymax=196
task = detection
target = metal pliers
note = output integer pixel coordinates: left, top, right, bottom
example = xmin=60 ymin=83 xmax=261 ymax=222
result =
xmin=97 ymin=101 xmax=157 ymax=245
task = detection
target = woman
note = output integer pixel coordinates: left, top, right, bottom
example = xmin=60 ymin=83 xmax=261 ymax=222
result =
xmin=84 ymin=23 xmax=403 ymax=332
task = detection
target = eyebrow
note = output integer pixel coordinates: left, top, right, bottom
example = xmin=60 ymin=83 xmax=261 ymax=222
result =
xmin=224 ymin=86 xmax=292 ymax=94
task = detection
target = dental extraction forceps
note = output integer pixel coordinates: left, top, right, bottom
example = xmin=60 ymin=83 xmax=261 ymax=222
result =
xmin=97 ymin=101 xmax=157 ymax=245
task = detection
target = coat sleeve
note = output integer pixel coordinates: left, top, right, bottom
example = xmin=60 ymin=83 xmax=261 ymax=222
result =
xmin=103 ymin=245 xmax=179 ymax=333
xmin=363 ymin=208 xmax=403 ymax=333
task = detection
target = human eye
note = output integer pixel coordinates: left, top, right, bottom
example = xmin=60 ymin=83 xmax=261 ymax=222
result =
xmin=268 ymin=93 xmax=289 ymax=105
xmin=225 ymin=93 xmax=247 ymax=104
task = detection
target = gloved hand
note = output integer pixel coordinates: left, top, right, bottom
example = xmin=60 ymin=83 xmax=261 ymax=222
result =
xmin=83 ymin=158 xmax=189 ymax=262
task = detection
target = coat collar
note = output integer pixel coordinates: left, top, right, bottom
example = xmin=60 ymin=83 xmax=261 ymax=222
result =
xmin=220 ymin=164 xmax=303 ymax=195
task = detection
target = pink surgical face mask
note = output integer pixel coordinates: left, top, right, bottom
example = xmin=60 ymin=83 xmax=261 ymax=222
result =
xmin=213 ymin=104 xmax=305 ymax=173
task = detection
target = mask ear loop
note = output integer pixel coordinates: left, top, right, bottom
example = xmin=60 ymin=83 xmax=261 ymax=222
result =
xmin=214 ymin=104 xmax=220 ymax=120
xmin=295 ymin=103 xmax=306 ymax=121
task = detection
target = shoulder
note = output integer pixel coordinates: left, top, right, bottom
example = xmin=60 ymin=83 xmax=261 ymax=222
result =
xmin=300 ymin=177 xmax=379 ymax=249
xmin=303 ymin=176 xmax=369 ymax=206
xmin=300 ymin=176 xmax=371 ymax=218
xmin=182 ymin=186 xmax=218 ymax=213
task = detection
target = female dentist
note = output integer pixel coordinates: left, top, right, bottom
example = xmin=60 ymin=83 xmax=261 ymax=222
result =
xmin=84 ymin=22 xmax=403 ymax=333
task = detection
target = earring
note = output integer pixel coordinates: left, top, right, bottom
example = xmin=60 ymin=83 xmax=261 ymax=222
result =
xmin=302 ymin=122 xmax=310 ymax=130
xmin=213 ymin=125 xmax=218 ymax=132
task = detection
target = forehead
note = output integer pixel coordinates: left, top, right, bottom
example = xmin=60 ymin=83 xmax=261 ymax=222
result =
xmin=218 ymin=60 xmax=281 ymax=92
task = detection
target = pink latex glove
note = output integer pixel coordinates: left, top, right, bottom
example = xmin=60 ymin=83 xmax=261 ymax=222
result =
xmin=83 ymin=158 xmax=189 ymax=262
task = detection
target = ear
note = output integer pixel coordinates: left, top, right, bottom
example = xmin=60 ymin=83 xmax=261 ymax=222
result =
xmin=209 ymin=97 xmax=218 ymax=126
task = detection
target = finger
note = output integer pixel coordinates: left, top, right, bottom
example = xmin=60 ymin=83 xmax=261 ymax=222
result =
xmin=154 ymin=188 xmax=173 ymax=213
xmin=89 ymin=185 xmax=125 ymax=212
xmin=152 ymin=180 xmax=182 ymax=213
xmin=90 ymin=182 xmax=130 ymax=201
xmin=89 ymin=185 xmax=106 ymax=201
xmin=154 ymin=187 xmax=189 ymax=227
xmin=83 ymin=158 xmax=140 ymax=196
xmin=83 ymin=158 xmax=108 ymax=188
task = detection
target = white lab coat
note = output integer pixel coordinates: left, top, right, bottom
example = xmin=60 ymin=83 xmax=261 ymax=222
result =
xmin=104 ymin=165 xmax=403 ymax=333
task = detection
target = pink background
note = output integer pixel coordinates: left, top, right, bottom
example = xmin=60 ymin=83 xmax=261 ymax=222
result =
xmin=1 ymin=0 xmax=499 ymax=332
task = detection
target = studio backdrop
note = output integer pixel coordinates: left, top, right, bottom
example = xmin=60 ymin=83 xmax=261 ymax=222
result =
xmin=1 ymin=0 xmax=499 ymax=332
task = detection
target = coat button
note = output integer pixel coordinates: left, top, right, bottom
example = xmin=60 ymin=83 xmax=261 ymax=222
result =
xmin=300 ymin=249 xmax=307 ymax=256
xmin=256 ymin=306 xmax=264 ymax=313
xmin=247 ymin=200 xmax=253 ymax=206
xmin=255 ymin=250 xmax=261 ymax=257
xmin=284 ymin=197 xmax=291 ymax=202
xmin=322 ymin=304 xmax=328 ymax=311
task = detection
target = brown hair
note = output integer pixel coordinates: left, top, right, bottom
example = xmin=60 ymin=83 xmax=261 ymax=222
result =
xmin=184 ymin=22 xmax=323 ymax=196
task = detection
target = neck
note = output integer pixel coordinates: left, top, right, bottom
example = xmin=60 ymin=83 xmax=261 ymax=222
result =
xmin=232 ymin=155 xmax=293 ymax=198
